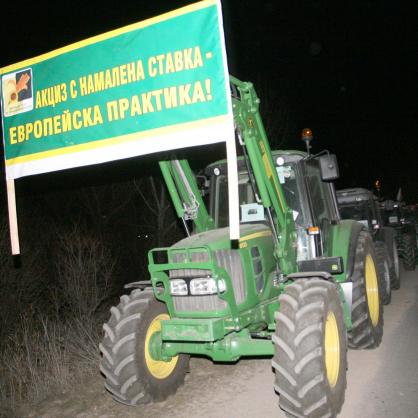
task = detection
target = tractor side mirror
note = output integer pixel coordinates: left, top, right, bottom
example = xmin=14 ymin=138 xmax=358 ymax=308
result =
xmin=319 ymin=154 xmax=339 ymax=181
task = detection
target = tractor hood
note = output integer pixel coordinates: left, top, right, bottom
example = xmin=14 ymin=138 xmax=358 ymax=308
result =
xmin=172 ymin=223 xmax=273 ymax=252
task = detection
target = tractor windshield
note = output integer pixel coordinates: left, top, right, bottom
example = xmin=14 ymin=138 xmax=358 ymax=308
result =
xmin=213 ymin=162 xmax=306 ymax=229
xmin=339 ymin=202 xmax=369 ymax=224
xmin=212 ymin=161 xmax=315 ymax=261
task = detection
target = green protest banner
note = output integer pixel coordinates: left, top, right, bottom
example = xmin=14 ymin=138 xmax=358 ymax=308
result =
xmin=0 ymin=0 xmax=234 ymax=180
xmin=0 ymin=0 xmax=240 ymax=255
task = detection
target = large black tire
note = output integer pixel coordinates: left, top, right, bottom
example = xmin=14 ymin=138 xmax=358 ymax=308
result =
xmin=273 ymin=279 xmax=347 ymax=418
xmin=401 ymin=234 xmax=416 ymax=271
xmin=389 ymin=239 xmax=401 ymax=289
xmin=348 ymin=231 xmax=384 ymax=349
xmin=381 ymin=228 xmax=400 ymax=289
xmin=100 ymin=289 xmax=189 ymax=405
xmin=374 ymin=242 xmax=392 ymax=305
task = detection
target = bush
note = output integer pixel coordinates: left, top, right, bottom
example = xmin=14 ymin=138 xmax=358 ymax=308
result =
xmin=0 ymin=314 xmax=101 ymax=414
xmin=0 ymin=220 xmax=115 ymax=416
xmin=54 ymin=224 xmax=114 ymax=320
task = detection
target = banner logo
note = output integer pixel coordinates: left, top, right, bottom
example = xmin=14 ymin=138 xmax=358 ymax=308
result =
xmin=2 ymin=68 xmax=33 ymax=117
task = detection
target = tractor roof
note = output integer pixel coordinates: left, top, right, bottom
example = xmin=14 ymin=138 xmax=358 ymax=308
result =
xmin=336 ymin=188 xmax=377 ymax=205
xmin=205 ymin=150 xmax=306 ymax=176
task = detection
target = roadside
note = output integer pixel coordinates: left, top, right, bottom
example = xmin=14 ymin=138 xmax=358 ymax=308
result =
xmin=19 ymin=266 xmax=418 ymax=418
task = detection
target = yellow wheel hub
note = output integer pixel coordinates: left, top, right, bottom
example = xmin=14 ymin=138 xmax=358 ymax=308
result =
xmin=324 ymin=311 xmax=340 ymax=388
xmin=144 ymin=313 xmax=178 ymax=379
xmin=365 ymin=254 xmax=380 ymax=326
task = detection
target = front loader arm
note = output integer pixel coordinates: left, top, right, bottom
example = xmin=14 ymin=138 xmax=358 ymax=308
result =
xmin=230 ymin=76 xmax=297 ymax=273
xmin=160 ymin=159 xmax=215 ymax=233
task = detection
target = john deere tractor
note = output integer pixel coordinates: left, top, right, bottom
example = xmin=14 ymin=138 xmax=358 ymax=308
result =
xmin=337 ymin=187 xmax=400 ymax=302
xmin=100 ymin=77 xmax=384 ymax=417
xmin=380 ymin=200 xmax=417 ymax=271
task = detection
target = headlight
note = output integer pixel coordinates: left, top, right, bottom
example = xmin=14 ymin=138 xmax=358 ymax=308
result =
xmin=189 ymin=278 xmax=226 ymax=295
xmin=170 ymin=279 xmax=188 ymax=296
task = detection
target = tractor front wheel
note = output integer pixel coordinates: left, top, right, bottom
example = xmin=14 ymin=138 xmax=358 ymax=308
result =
xmin=99 ymin=289 xmax=189 ymax=405
xmin=273 ymin=278 xmax=347 ymax=418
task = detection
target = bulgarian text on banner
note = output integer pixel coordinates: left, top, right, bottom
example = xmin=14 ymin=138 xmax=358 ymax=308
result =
xmin=0 ymin=0 xmax=233 ymax=180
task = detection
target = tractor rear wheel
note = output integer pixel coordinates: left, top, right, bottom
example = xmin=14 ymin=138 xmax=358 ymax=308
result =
xmin=390 ymin=239 xmax=401 ymax=289
xmin=348 ymin=231 xmax=383 ymax=349
xmin=273 ymin=279 xmax=347 ymax=418
xmin=381 ymin=227 xmax=400 ymax=289
xmin=374 ymin=242 xmax=392 ymax=305
xmin=401 ymin=234 xmax=416 ymax=271
xmin=100 ymin=289 xmax=189 ymax=405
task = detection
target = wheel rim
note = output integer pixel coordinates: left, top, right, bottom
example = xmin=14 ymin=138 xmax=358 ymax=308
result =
xmin=365 ymin=254 xmax=380 ymax=326
xmin=324 ymin=311 xmax=340 ymax=388
xmin=145 ymin=313 xmax=178 ymax=379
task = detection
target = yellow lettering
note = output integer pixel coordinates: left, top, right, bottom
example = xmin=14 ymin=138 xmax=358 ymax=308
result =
xmin=35 ymin=91 xmax=42 ymax=108
xmin=112 ymin=68 xmax=120 ymax=87
xmin=79 ymin=77 xmax=87 ymax=96
xmin=192 ymin=81 xmax=205 ymax=103
xmin=136 ymin=60 xmax=145 ymax=80
xmin=33 ymin=121 xmax=42 ymax=138
xmin=17 ymin=126 xmax=25 ymax=142
xmin=87 ymin=75 xmax=94 ymax=95
xmin=82 ymin=107 xmax=93 ymax=127
xmin=61 ymin=83 xmax=68 ymax=102
xmin=141 ymin=92 xmax=154 ymax=113
xmin=25 ymin=123 xmax=33 ymax=140
xmin=9 ymin=127 xmax=17 ymax=144
xmin=148 ymin=57 xmax=157 ymax=77
xmin=165 ymin=54 xmax=175 ymax=74
xmin=93 ymin=105 xmax=103 ymax=125
xmin=94 ymin=72 xmax=105 ymax=92
xmin=105 ymin=69 xmax=113 ymax=89
xmin=106 ymin=101 xmax=119 ymax=121
xmin=152 ymin=89 xmax=163 ymax=111
xmin=62 ymin=110 xmax=72 ymax=131
xmin=156 ymin=54 xmax=165 ymax=75
xmin=163 ymin=87 xmax=178 ymax=109
xmin=183 ymin=48 xmax=193 ymax=69
xmin=174 ymin=51 xmax=184 ymax=72
xmin=118 ymin=98 xmax=130 ymax=119
xmin=130 ymin=95 xmax=142 ymax=116
xmin=53 ymin=115 xmax=61 ymax=134
xmin=126 ymin=62 xmax=136 ymax=83
xmin=43 ymin=118 xmax=53 ymax=136
xmin=193 ymin=46 xmax=203 ymax=68
xmin=178 ymin=84 xmax=192 ymax=105
xmin=70 ymin=80 xmax=78 ymax=99
xmin=120 ymin=64 xmax=127 ymax=85
xmin=73 ymin=110 xmax=83 ymax=129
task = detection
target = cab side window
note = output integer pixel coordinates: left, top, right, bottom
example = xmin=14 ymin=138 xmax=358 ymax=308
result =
xmin=305 ymin=160 xmax=336 ymax=226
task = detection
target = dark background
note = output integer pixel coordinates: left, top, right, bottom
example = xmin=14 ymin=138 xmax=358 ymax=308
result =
xmin=1 ymin=0 xmax=417 ymax=200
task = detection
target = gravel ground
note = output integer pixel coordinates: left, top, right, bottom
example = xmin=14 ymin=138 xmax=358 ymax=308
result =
xmin=20 ymin=266 xmax=418 ymax=418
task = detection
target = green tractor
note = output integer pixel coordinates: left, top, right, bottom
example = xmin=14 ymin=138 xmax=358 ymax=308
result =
xmin=380 ymin=199 xmax=417 ymax=271
xmin=99 ymin=77 xmax=384 ymax=417
xmin=337 ymin=187 xmax=400 ymax=302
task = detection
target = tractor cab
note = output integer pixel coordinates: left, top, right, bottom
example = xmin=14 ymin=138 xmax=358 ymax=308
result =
xmin=206 ymin=148 xmax=341 ymax=267
xmin=337 ymin=188 xmax=382 ymax=234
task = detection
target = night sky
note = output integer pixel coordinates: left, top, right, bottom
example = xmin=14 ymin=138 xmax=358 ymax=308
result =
xmin=1 ymin=0 xmax=417 ymax=202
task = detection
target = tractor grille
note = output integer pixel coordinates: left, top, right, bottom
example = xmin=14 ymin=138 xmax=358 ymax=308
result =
xmin=215 ymin=250 xmax=246 ymax=304
xmin=169 ymin=250 xmax=245 ymax=312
